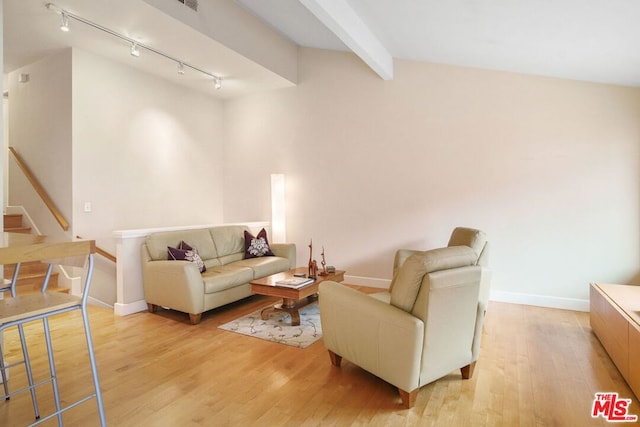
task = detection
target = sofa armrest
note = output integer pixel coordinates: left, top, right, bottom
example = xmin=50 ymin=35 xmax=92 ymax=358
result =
xmin=319 ymin=281 xmax=424 ymax=393
xmin=141 ymin=245 xmax=205 ymax=315
xmin=270 ymin=243 xmax=296 ymax=269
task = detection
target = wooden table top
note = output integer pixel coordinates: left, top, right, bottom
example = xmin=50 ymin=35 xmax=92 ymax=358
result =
xmin=592 ymin=283 xmax=640 ymax=329
xmin=0 ymin=232 xmax=95 ymax=265
xmin=250 ymin=267 xmax=345 ymax=287
xmin=250 ymin=267 xmax=345 ymax=300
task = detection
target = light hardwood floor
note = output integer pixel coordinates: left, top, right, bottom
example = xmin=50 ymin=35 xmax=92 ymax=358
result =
xmin=0 ymin=285 xmax=637 ymax=426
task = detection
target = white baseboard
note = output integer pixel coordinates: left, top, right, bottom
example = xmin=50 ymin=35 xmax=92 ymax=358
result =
xmin=88 ymin=297 xmax=113 ymax=310
xmin=345 ymin=275 xmax=590 ymax=312
xmin=114 ymin=300 xmax=148 ymax=316
xmin=108 ymin=280 xmax=589 ymax=316
xmin=489 ymin=290 xmax=589 ymax=312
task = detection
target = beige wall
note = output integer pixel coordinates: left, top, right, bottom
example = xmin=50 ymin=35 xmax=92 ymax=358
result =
xmin=8 ymin=49 xmax=73 ymax=242
xmin=72 ymin=48 xmax=225 ymax=242
xmin=7 ymin=48 xmax=225 ymax=306
xmin=223 ymin=48 xmax=640 ymax=308
xmin=6 ymin=45 xmax=640 ymax=310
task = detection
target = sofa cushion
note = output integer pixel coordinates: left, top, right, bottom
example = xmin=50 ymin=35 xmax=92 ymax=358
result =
xmin=146 ymin=229 xmax=217 ymax=261
xmin=234 ymin=256 xmax=291 ymax=278
xmin=243 ymin=228 xmax=275 ymax=258
xmin=202 ymin=265 xmax=254 ymax=294
xmin=168 ymin=241 xmax=206 ymax=273
xmin=209 ymin=225 xmax=248 ymax=259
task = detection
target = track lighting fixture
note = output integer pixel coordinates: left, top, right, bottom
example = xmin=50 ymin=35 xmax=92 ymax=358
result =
xmin=60 ymin=12 xmax=70 ymax=32
xmin=130 ymin=42 xmax=140 ymax=57
xmin=45 ymin=2 xmax=223 ymax=90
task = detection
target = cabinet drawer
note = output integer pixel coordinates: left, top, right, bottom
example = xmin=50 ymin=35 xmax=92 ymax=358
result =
xmin=590 ymin=284 xmax=629 ymax=377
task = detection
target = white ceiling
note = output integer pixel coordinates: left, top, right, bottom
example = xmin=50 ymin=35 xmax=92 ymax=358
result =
xmin=238 ymin=0 xmax=640 ymax=87
xmin=4 ymin=0 xmax=640 ymax=96
xmin=2 ymin=0 xmax=294 ymax=98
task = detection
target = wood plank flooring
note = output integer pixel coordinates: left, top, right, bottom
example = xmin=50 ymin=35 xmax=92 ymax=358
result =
xmin=0 ymin=285 xmax=637 ymax=426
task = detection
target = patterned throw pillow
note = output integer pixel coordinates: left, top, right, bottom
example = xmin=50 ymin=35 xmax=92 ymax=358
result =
xmin=168 ymin=241 xmax=206 ymax=273
xmin=244 ymin=228 xmax=275 ymax=259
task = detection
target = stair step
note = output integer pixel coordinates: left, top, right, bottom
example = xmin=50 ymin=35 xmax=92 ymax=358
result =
xmin=3 ymin=260 xmax=63 ymax=296
xmin=3 ymin=213 xmax=24 ymax=229
xmin=1 ymin=286 xmax=69 ymax=297
xmin=8 ymin=272 xmax=60 ymax=287
xmin=4 ymin=226 xmax=32 ymax=234
xmin=5 ymin=261 xmax=54 ymax=275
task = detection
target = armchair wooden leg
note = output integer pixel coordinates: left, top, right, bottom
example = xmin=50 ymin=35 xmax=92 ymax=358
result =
xmin=147 ymin=303 xmax=158 ymax=313
xmin=461 ymin=361 xmax=477 ymax=379
xmin=398 ymin=388 xmax=417 ymax=409
xmin=189 ymin=313 xmax=202 ymax=325
xmin=328 ymin=350 xmax=342 ymax=367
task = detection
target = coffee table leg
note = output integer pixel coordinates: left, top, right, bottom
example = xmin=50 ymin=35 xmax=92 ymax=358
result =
xmin=261 ymin=299 xmax=302 ymax=326
xmin=288 ymin=310 xmax=301 ymax=326
xmin=260 ymin=306 xmax=276 ymax=321
xmin=281 ymin=298 xmax=302 ymax=326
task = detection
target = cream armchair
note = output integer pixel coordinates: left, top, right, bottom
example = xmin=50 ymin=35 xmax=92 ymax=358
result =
xmin=319 ymin=227 xmax=489 ymax=408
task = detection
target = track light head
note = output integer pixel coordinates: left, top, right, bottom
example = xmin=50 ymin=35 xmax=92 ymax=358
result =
xmin=60 ymin=12 xmax=70 ymax=32
xmin=130 ymin=42 xmax=140 ymax=58
xmin=46 ymin=3 xmax=221 ymax=91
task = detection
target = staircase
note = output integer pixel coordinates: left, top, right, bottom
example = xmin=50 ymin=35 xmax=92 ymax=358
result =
xmin=3 ymin=213 xmax=31 ymax=234
xmin=2 ymin=213 xmax=68 ymax=296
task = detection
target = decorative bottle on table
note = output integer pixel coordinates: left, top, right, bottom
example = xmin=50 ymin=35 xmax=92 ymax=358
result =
xmin=308 ymin=239 xmax=318 ymax=279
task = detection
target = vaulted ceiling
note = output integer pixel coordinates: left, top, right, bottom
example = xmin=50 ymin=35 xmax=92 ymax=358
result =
xmin=4 ymin=0 xmax=640 ymax=99
xmin=238 ymin=0 xmax=640 ymax=87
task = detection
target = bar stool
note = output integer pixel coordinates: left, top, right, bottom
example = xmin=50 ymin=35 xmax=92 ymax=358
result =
xmin=0 ymin=238 xmax=106 ymax=426
xmin=1 ymin=265 xmax=44 ymax=420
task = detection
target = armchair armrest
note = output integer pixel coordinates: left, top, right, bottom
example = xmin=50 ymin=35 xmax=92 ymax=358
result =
xmin=319 ymin=281 xmax=424 ymax=393
xmin=270 ymin=243 xmax=296 ymax=269
xmin=141 ymin=245 xmax=205 ymax=315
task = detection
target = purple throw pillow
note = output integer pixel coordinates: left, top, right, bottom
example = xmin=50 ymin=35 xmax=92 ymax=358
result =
xmin=244 ymin=228 xmax=275 ymax=259
xmin=168 ymin=241 xmax=206 ymax=273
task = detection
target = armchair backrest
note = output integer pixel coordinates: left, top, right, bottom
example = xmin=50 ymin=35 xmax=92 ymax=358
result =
xmin=448 ymin=226 xmax=488 ymax=267
xmin=412 ymin=262 xmax=481 ymax=385
xmin=392 ymin=248 xmax=482 ymax=386
xmin=447 ymin=226 xmax=491 ymax=364
xmin=389 ymin=246 xmax=477 ymax=313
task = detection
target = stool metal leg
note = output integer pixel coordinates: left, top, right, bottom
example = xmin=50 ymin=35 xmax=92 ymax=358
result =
xmin=0 ymin=251 xmax=106 ymax=426
xmin=80 ymin=256 xmax=106 ymax=426
xmin=17 ymin=323 xmax=41 ymax=419
xmin=0 ymin=342 xmax=9 ymax=399
xmin=42 ymin=317 xmax=62 ymax=426
xmin=3 ymin=262 xmax=41 ymax=419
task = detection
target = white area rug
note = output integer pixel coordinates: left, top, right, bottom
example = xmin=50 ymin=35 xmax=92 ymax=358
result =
xmin=218 ymin=303 xmax=322 ymax=348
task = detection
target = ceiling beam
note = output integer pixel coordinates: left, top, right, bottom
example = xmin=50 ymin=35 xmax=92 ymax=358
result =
xmin=299 ymin=0 xmax=393 ymax=80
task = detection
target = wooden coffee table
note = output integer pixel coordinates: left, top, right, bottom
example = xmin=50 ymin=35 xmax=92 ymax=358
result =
xmin=250 ymin=267 xmax=345 ymax=326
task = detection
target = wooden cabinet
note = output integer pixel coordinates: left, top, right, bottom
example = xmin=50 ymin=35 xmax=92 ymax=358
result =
xmin=590 ymin=283 xmax=640 ymax=398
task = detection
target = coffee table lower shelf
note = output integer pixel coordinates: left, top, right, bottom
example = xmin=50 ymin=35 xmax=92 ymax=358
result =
xmin=251 ymin=267 xmax=345 ymax=326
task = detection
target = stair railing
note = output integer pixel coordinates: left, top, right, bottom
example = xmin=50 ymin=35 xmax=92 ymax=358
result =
xmin=76 ymin=236 xmax=117 ymax=263
xmin=8 ymin=147 xmax=69 ymax=231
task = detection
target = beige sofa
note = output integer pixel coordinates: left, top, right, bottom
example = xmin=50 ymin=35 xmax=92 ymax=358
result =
xmin=142 ymin=225 xmax=296 ymax=324
xmin=319 ymin=227 xmax=489 ymax=408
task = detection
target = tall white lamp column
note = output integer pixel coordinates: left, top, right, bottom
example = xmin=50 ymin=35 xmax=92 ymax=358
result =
xmin=271 ymin=174 xmax=286 ymax=243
